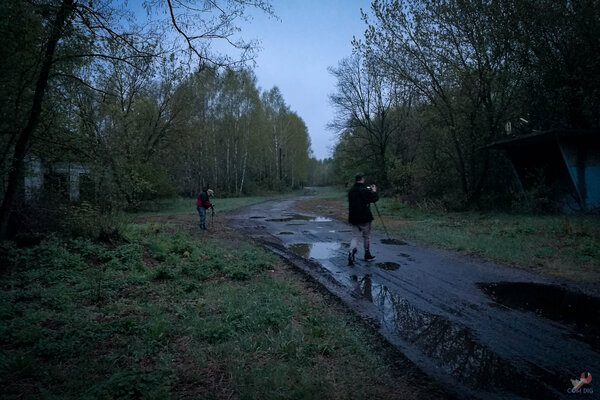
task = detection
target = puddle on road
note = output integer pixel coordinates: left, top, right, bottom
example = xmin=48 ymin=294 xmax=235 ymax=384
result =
xmin=479 ymin=282 xmax=600 ymax=351
xmin=381 ymin=238 xmax=407 ymax=245
xmin=377 ymin=262 xmax=400 ymax=271
xmin=288 ymin=242 xmax=341 ymax=259
xmin=351 ymin=274 xmax=373 ymax=301
xmin=361 ymin=277 xmax=558 ymax=398
xmin=266 ymin=214 xmax=332 ymax=223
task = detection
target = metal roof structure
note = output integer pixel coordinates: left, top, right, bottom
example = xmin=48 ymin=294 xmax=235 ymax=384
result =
xmin=486 ymin=129 xmax=600 ymax=211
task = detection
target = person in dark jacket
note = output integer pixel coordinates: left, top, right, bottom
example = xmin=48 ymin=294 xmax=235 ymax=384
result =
xmin=347 ymin=172 xmax=379 ymax=265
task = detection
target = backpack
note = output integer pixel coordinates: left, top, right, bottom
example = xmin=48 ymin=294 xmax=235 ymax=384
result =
xmin=196 ymin=193 xmax=212 ymax=209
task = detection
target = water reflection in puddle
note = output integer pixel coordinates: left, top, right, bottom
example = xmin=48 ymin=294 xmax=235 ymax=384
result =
xmin=357 ymin=276 xmax=558 ymax=398
xmin=266 ymin=214 xmax=332 ymax=222
xmin=351 ymin=274 xmax=373 ymax=301
xmin=288 ymin=242 xmax=341 ymax=259
xmin=479 ymin=282 xmax=600 ymax=352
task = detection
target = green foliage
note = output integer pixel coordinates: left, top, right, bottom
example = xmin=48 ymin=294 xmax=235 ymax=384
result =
xmin=0 ymin=352 xmax=37 ymax=376
xmin=102 ymin=244 xmax=145 ymax=271
xmin=90 ymin=369 xmax=172 ymax=400
xmin=223 ymin=246 xmax=273 ymax=280
xmin=331 ymin=0 xmax=600 ymax=208
xmin=152 ymin=264 xmax=176 ymax=281
xmin=6 ymin=237 xmax=86 ymax=272
xmin=379 ymin=200 xmax=600 ymax=281
xmin=0 ymin=222 xmax=421 ymax=399
xmin=307 ymin=157 xmax=337 ymax=186
xmin=1 ymin=0 xmax=312 ymax=241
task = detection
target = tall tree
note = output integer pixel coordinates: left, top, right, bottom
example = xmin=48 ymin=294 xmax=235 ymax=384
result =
xmin=515 ymin=0 xmax=600 ymax=129
xmin=360 ymin=0 xmax=529 ymax=201
xmin=0 ymin=0 xmax=274 ymax=240
xmin=329 ymin=53 xmax=409 ymax=186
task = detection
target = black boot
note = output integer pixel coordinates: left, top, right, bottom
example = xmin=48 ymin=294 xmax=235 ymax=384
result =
xmin=348 ymin=248 xmax=357 ymax=266
xmin=364 ymin=250 xmax=376 ymax=261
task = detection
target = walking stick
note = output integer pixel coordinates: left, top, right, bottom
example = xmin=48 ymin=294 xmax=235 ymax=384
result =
xmin=209 ymin=205 xmax=215 ymax=228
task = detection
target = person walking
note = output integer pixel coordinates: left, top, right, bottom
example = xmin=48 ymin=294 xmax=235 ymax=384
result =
xmin=347 ymin=172 xmax=379 ymax=265
xmin=196 ymin=186 xmax=212 ymax=230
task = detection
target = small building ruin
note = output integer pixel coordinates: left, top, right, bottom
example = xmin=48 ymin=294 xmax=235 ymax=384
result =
xmin=487 ymin=129 xmax=600 ymax=212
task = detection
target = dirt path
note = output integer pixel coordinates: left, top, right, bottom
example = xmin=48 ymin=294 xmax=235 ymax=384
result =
xmin=225 ymin=196 xmax=600 ymax=400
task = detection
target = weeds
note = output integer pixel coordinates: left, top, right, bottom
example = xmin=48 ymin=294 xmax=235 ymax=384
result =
xmin=0 ymin=224 xmax=429 ymax=399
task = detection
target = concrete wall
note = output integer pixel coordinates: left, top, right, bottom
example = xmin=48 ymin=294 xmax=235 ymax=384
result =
xmin=23 ymin=157 xmax=89 ymax=202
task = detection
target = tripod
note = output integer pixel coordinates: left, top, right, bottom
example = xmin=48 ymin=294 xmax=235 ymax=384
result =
xmin=209 ymin=205 xmax=215 ymax=228
xmin=373 ymin=202 xmax=391 ymax=240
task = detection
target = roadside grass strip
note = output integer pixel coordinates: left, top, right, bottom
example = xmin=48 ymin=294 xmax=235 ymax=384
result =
xmin=295 ymin=188 xmax=600 ymax=282
xmin=0 ymin=225 xmax=435 ymax=399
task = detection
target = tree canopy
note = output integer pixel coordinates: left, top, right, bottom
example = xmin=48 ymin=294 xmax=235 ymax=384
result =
xmin=329 ymin=0 xmax=600 ymax=208
xmin=0 ymin=0 xmax=312 ymax=239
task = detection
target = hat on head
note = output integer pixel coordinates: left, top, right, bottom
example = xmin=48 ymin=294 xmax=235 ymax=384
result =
xmin=355 ymin=172 xmax=365 ymax=181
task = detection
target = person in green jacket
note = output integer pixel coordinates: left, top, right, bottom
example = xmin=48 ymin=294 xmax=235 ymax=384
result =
xmin=347 ymin=172 xmax=379 ymax=265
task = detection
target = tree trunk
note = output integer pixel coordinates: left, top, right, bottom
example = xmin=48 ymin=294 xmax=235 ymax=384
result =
xmin=0 ymin=0 xmax=74 ymax=241
xmin=239 ymin=145 xmax=248 ymax=196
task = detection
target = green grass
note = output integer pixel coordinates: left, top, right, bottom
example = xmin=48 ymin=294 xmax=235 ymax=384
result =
xmin=0 ymin=224 xmax=435 ymax=399
xmin=132 ymin=192 xmax=300 ymax=218
xmin=297 ymin=187 xmax=600 ymax=282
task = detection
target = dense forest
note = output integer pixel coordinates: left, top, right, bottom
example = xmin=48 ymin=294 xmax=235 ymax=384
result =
xmin=0 ymin=0 xmax=311 ymax=239
xmin=1 ymin=0 xmax=599 ymax=240
xmin=328 ymin=0 xmax=600 ymax=210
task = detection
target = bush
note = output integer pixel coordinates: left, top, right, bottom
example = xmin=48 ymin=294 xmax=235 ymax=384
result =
xmin=6 ymin=198 xmax=127 ymax=242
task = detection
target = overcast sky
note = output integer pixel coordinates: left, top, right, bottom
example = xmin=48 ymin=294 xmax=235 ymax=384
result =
xmin=135 ymin=0 xmax=372 ymax=160
xmin=241 ymin=0 xmax=372 ymax=160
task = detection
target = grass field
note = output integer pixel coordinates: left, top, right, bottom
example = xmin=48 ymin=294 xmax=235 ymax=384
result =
xmin=3 ymin=188 xmax=597 ymax=398
xmin=296 ymin=187 xmax=600 ymax=282
xmin=0 ymin=215 xmax=445 ymax=399
xmin=132 ymin=192 xmax=299 ymax=217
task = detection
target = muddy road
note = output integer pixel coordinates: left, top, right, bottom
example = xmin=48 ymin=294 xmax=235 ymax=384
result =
xmin=226 ymin=195 xmax=600 ymax=400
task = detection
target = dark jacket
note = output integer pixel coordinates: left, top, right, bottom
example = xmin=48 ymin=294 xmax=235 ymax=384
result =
xmin=348 ymin=182 xmax=379 ymax=225
xmin=196 ymin=191 xmax=211 ymax=209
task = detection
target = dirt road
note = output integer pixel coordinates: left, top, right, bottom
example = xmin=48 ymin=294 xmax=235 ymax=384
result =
xmin=226 ymin=196 xmax=600 ymax=400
